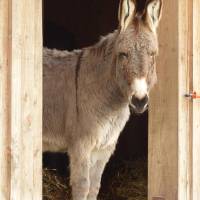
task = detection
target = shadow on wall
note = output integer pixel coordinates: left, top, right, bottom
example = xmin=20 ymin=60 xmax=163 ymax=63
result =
xmin=43 ymin=0 xmax=148 ymax=169
xmin=43 ymin=21 xmax=77 ymax=50
xmin=43 ymin=0 xmax=147 ymax=49
xmin=43 ymin=0 xmax=119 ymax=49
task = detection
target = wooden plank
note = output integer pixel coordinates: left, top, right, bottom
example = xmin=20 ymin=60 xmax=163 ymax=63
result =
xmin=10 ymin=0 xmax=42 ymax=199
xmin=0 ymin=0 xmax=11 ymax=199
xmin=178 ymin=0 xmax=193 ymax=200
xmin=148 ymin=0 xmax=179 ymax=198
xmin=192 ymin=0 xmax=200 ymax=199
xmin=148 ymin=0 xmax=192 ymax=199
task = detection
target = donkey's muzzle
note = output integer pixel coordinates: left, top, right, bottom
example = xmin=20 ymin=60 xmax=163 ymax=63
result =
xmin=130 ymin=95 xmax=148 ymax=114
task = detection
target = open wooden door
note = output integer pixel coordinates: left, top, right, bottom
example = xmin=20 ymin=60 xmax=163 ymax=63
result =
xmin=149 ymin=0 xmax=200 ymax=200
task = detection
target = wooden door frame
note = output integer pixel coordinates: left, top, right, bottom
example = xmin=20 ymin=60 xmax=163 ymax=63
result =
xmin=0 ymin=0 xmax=200 ymax=199
xmin=0 ymin=0 xmax=42 ymax=199
xmin=149 ymin=0 xmax=200 ymax=200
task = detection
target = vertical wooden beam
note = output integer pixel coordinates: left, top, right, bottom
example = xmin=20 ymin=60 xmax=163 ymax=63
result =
xmin=0 ymin=0 xmax=42 ymax=199
xmin=10 ymin=0 xmax=42 ymax=199
xmin=148 ymin=1 xmax=179 ymax=198
xmin=192 ymin=0 xmax=200 ymax=199
xmin=0 ymin=0 xmax=11 ymax=199
xmin=178 ymin=1 xmax=193 ymax=199
xmin=148 ymin=0 xmax=192 ymax=199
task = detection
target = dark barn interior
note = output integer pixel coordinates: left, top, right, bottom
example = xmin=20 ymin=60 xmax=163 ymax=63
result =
xmin=43 ymin=0 xmax=148 ymax=199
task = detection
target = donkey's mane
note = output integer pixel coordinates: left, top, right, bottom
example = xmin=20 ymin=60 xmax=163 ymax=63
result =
xmin=43 ymin=47 xmax=82 ymax=58
xmin=87 ymin=30 xmax=119 ymax=58
xmin=44 ymin=30 xmax=119 ymax=60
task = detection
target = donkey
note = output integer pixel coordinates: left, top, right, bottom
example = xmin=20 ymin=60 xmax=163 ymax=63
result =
xmin=43 ymin=0 xmax=162 ymax=199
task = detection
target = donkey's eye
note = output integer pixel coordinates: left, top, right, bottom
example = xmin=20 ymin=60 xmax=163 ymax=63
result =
xmin=150 ymin=53 xmax=155 ymax=58
xmin=150 ymin=53 xmax=156 ymax=67
xmin=118 ymin=52 xmax=128 ymax=60
xmin=149 ymin=52 xmax=156 ymax=58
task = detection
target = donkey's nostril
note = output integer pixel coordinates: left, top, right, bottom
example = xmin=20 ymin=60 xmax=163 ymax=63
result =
xmin=131 ymin=95 xmax=149 ymax=111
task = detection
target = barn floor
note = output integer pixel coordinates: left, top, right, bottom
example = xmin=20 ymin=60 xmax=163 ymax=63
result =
xmin=43 ymin=157 xmax=147 ymax=200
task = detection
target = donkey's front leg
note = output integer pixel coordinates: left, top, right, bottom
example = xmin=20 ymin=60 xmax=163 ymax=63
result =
xmin=69 ymin=146 xmax=91 ymax=200
xmin=87 ymin=145 xmax=115 ymax=200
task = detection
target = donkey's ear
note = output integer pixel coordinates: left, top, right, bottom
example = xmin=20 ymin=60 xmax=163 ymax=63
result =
xmin=145 ymin=0 xmax=162 ymax=31
xmin=118 ymin=0 xmax=136 ymax=32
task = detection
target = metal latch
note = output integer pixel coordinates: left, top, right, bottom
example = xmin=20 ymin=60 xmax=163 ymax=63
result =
xmin=185 ymin=91 xmax=200 ymax=99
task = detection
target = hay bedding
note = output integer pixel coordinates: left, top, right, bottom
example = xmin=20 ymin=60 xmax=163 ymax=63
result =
xmin=43 ymin=158 xmax=147 ymax=200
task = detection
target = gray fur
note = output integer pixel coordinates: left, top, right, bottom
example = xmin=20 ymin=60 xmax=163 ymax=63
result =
xmin=43 ymin=0 xmax=162 ymax=199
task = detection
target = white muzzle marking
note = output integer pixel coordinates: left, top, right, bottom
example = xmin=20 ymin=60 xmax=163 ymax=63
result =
xmin=133 ymin=78 xmax=148 ymax=99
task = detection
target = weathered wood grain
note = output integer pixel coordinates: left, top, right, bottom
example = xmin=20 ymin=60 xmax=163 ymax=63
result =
xmin=149 ymin=1 xmax=179 ymax=199
xmin=10 ymin=0 xmax=42 ymax=199
xmin=192 ymin=0 xmax=200 ymax=199
xmin=0 ymin=0 xmax=42 ymax=199
xmin=0 ymin=0 xmax=11 ymax=199
xmin=148 ymin=0 xmax=193 ymax=199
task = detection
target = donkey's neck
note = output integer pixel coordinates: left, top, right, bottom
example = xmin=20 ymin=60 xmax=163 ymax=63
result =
xmin=79 ymin=30 xmax=128 ymax=110
xmin=81 ymin=30 xmax=119 ymax=82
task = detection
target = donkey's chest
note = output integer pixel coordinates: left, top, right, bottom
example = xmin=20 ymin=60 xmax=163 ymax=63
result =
xmin=95 ymin=108 xmax=130 ymax=149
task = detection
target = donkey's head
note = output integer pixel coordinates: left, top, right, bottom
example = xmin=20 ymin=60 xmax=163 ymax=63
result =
xmin=115 ymin=0 xmax=162 ymax=113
